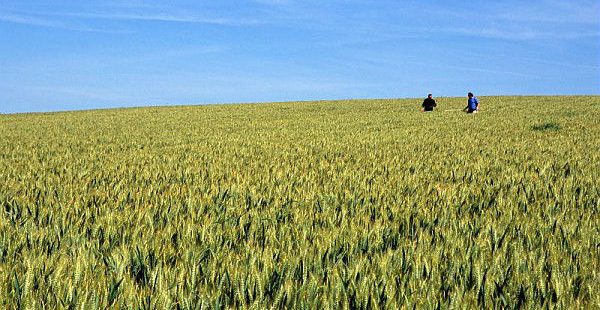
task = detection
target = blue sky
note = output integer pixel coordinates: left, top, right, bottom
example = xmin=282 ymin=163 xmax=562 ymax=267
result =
xmin=1 ymin=0 xmax=599 ymax=113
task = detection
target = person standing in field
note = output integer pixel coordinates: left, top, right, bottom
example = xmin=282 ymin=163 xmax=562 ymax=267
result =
xmin=422 ymin=94 xmax=437 ymax=112
xmin=465 ymin=92 xmax=479 ymax=113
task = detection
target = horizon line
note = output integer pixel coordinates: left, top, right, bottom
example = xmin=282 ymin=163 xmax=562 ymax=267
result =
xmin=2 ymin=94 xmax=599 ymax=116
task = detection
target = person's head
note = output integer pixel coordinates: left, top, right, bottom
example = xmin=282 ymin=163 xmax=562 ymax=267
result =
xmin=428 ymin=94 xmax=432 ymax=99
xmin=468 ymin=92 xmax=474 ymax=98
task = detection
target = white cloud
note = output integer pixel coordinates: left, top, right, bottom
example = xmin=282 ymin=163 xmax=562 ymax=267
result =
xmin=0 ymin=12 xmax=126 ymax=32
xmin=42 ymin=11 xmax=261 ymax=26
xmin=439 ymin=27 xmax=600 ymax=41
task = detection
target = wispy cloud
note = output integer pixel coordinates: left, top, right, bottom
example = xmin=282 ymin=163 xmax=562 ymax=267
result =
xmin=0 ymin=3 xmax=263 ymax=34
xmin=40 ymin=11 xmax=261 ymax=26
xmin=0 ymin=13 xmax=57 ymax=27
xmin=283 ymin=1 xmax=600 ymax=42
xmin=0 ymin=12 xmax=129 ymax=33
xmin=438 ymin=27 xmax=600 ymax=41
xmin=0 ymin=13 xmax=115 ymax=32
xmin=417 ymin=0 xmax=600 ymax=40
xmin=0 ymin=44 xmax=226 ymax=76
xmin=495 ymin=0 xmax=600 ymax=25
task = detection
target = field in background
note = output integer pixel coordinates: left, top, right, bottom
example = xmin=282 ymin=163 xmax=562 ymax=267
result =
xmin=0 ymin=96 xmax=599 ymax=308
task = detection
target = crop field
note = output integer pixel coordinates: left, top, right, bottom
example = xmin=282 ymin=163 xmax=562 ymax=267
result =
xmin=0 ymin=96 xmax=599 ymax=308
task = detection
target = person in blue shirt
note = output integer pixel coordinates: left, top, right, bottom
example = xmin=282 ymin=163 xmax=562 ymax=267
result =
xmin=464 ymin=92 xmax=479 ymax=113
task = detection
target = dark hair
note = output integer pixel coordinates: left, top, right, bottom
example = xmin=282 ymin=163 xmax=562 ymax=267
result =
xmin=428 ymin=94 xmax=432 ymax=97
xmin=468 ymin=92 xmax=474 ymax=97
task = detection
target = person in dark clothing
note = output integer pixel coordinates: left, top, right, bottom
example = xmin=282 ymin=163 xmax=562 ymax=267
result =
xmin=422 ymin=94 xmax=437 ymax=112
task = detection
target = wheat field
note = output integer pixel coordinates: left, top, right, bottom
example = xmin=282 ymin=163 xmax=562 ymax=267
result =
xmin=0 ymin=96 xmax=599 ymax=308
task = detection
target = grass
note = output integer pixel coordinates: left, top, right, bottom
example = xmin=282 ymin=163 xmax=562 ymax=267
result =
xmin=0 ymin=96 xmax=599 ymax=308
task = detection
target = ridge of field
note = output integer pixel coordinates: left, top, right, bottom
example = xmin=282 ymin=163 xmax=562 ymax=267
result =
xmin=0 ymin=96 xmax=599 ymax=308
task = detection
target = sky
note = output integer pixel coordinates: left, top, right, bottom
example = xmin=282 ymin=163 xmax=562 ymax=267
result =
xmin=1 ymin=0 xmax=599 ymax=113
